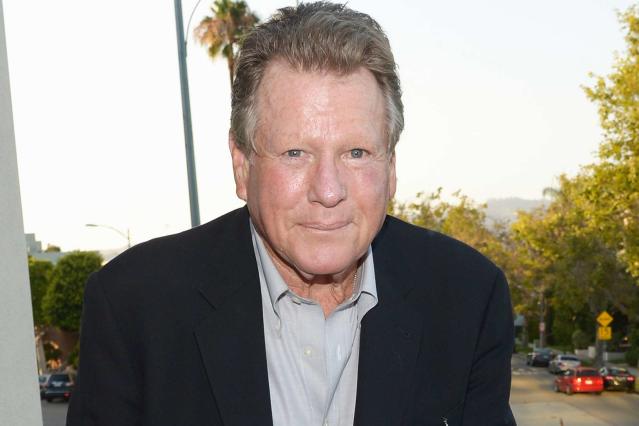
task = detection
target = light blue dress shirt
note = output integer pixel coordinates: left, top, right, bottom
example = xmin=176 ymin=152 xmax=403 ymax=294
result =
xmin=250 ymin=222 xmax=378 ymax=426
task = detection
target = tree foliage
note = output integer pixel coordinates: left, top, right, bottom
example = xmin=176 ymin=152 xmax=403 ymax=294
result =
xmin=502 ymin=6 xmax=639 ymax=346
xmin=583 ymin=6 xmax=639 ymax=280
xmin=45 ymin=244 xmax=61 ymax=252
xmin=28 ymin=257 xmax=54 ymax=327
xmin=42 ymin=251 xmax=103 ymax=332
xmin=509 ymin=173 xmax=639 ymax=346
xmin=194 ymin=0 xmax=259 ymax=87
xmin=387 ymin=6 xmax=639 ymax=349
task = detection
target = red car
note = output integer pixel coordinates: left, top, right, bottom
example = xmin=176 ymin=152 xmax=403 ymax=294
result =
xmin=554 ymin=367 xmax=603 ymax=395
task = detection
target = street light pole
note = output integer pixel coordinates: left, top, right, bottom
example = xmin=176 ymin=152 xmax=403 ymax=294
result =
xmin=174 ymin=0 xmax=201 ymax=227
xmin=85 ymin=224 xmax=131 ymax=248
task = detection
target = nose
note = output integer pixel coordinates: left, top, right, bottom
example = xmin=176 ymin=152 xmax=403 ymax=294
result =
xmin=308 ymin=156 xmax=347 ymax=207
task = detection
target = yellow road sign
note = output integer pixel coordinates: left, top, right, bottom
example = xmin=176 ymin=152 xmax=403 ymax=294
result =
xmin=597 ymin=326 xmax=612 ymax=341
xmin=597 ymin=311 xmax=613 ymax=327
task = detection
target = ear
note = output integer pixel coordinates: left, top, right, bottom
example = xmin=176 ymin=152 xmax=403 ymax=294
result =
xmin=388 ymin=150 xmax=397 ymax=199
xmin=229 ymin=131 xmax=250 ymax=201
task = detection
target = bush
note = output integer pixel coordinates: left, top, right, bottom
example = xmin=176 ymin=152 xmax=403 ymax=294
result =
xmin=625 ymin=348 xmax=639 ymax=367
xmin=551 ymin=316 xmax=575 ymax=347
xmin=571 ymin=329 xmax=591 ymax=350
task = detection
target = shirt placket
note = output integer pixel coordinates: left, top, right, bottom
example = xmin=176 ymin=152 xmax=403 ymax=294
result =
xmin=293 ymin=296 xmax=328 ymax=425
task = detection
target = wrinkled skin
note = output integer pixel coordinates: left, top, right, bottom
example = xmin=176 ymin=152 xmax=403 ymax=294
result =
xmin=230 ymin=61 xmax=396 ymax=308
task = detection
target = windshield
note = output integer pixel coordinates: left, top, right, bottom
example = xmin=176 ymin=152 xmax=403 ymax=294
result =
xmin=577 ymin=370 xmax=599 ymax=377
xmin=609 ymin=368 xmax=629 ymax=375
xmin=50 ymin=374 xmax=70 ymax=382
xmin=561 ymin=356 xmax=579 ymax=361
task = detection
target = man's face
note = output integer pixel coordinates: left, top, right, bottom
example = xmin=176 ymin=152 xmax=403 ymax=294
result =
xmin=230 ymin=61 xmax=396 ymax=278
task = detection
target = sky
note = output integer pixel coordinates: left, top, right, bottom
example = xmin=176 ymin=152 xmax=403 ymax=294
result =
xmin=3 ymin=0 xmax=637 ymax=252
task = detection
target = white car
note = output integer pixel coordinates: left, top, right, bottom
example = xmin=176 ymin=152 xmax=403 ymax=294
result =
xmin=549 ymin=354 xmax=581 ymax=374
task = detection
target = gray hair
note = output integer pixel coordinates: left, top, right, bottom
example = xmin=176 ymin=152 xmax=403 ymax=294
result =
xmin=230 ymin=1 xmax=404 ymax=154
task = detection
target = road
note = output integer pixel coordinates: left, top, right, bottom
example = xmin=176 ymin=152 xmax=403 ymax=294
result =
xmin=511 ymin=354 xmax=639 ymax=426
xmin=41 ymin=400 xmax=68 ymax=426
xmin=42 ymin=356 xmax=639 ymax=426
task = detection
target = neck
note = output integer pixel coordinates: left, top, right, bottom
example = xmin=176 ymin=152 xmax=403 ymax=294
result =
xmin=289 ymin=268 xmax=358 ymax=315
xmin=264 ymin=245 xmax=359 ymax=317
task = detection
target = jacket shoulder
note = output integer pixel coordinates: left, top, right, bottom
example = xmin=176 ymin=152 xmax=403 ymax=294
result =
xmin=374 ymin=215 xmax=500 ymax=278
xmin=88 ymin=207 xmax=252 ymax=312
xmin=99 ymin=208 xmax=248 ymax=278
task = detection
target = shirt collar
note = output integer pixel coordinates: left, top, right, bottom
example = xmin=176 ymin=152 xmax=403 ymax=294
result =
xmin=250 ymin=221 xmax=289 ymax=313
xmin=250 ymin=219 xmax=378 ymax=318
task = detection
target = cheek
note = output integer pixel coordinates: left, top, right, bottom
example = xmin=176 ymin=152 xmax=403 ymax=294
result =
xmin=352 ymin=166 xmax=391 ymax=203
xmin=248 ymin=163 xmax=308 ymax=209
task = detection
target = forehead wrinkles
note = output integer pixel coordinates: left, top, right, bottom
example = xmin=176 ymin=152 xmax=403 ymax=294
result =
xmin=254 ymin=62 xmax=385 ymax=148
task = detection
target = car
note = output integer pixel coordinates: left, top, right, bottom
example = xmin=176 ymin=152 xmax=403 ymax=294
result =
xmin=554 ymin=367 xmax=604 ymax=395
xmin=548 ymin=354 xmax=581 ymax=374
xmin=526 ymin=348 xmax=553 ymax=367
xmin=599 ymin=366 xmax=636 ymax=392
xmin=43 ymin=373 xmax=75 ymax=402
xmin=38 ymin=374 xmax=51 ymax=400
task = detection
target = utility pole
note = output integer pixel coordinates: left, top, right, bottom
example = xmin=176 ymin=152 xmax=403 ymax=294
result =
xmin=538 ymin=293 xmax=547 ymax=348
xmin=174 ymin=0 xmax=201 ymax=227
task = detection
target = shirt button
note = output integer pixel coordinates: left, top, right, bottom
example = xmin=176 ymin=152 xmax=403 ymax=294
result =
xmin=303 ymin=346 xmax=313 ymax=356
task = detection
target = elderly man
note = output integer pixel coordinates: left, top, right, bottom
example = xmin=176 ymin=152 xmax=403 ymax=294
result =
xmin=67 ymin=3 xmax=515 ymax=426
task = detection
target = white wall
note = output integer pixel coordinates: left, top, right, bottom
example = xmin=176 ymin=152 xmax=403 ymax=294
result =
xmin=0 ymin=0 xmax=44 ymax=424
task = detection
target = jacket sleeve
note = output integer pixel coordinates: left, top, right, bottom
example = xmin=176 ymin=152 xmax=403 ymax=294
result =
xmin=66 ymin=272 xmax=142 ymax=426
xmin=462 ymin=269 xmax=517 ymax=426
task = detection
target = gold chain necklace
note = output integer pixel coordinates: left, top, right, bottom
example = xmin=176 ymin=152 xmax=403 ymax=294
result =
xmin=329 ymin=269 xmax=357 ymax=304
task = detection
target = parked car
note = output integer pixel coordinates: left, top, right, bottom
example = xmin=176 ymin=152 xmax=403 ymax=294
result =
xmin=548 ymin=354 xmax=581 ymax=374
xmin=38 ymin=374 xmax=51 ymax=400
xmin=599 ymin=366 xmax=636 ymax=392
xmin=554 ymin=367 xmax=603 ymax=395
xmin=43 ymin=373 xmax=75 ymax=402
xmin=526 ymin=348 xmax=553 ymax=367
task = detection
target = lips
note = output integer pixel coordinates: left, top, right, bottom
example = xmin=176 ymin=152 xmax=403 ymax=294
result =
xmin=301 ymin=221 xmax=350 ymax=231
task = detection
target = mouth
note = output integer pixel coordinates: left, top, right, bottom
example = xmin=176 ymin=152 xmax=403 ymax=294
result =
xmin=301 ymin=221 xmax=350 ymax=231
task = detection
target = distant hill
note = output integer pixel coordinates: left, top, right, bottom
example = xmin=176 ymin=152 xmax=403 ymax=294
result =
xmin=485 ymin=197 xmax=548 ymax=224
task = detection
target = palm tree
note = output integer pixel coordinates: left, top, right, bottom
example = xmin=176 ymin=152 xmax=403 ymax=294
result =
xmin=194 ymin=0 xmax=259 ymax=87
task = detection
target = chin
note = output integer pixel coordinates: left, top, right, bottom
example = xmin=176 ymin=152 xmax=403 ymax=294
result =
xmin=290 ymin=246 xmax=363 ymax=277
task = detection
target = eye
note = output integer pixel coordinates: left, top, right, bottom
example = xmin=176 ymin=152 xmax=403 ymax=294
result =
xmin=286 ymin=149 xmax=302 ymax=158
xmin=350 ymin=148 xmax=365 ymax=159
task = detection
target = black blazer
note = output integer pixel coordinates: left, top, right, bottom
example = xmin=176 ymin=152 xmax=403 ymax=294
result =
xmin=67 ymin=207 xmax=516 ymax=426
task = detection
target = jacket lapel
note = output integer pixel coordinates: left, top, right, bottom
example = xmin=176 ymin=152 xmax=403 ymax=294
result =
xmin=191 ymin=211 xmax=425 ymax=425
xmin=194 ymin=208 xmax=273 ymax=426
xmin=354 ymin=218 xmax=424 ymax=425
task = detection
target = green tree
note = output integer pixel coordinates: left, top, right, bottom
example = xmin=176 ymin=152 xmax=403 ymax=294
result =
xmin=571 ymin=329 xmax=591 ymax=350
xmin=194 ymin=0 xmax=259 ymax=87
xmin=28 ymin=257 xmax=54 ymax=327
xmin=510 ymin=174 xmax=639 ymax=346
xmin=583 ymin=6 xmax=639 ymax=281
xmin=42 ymin=251 xmax=103 ymax=332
